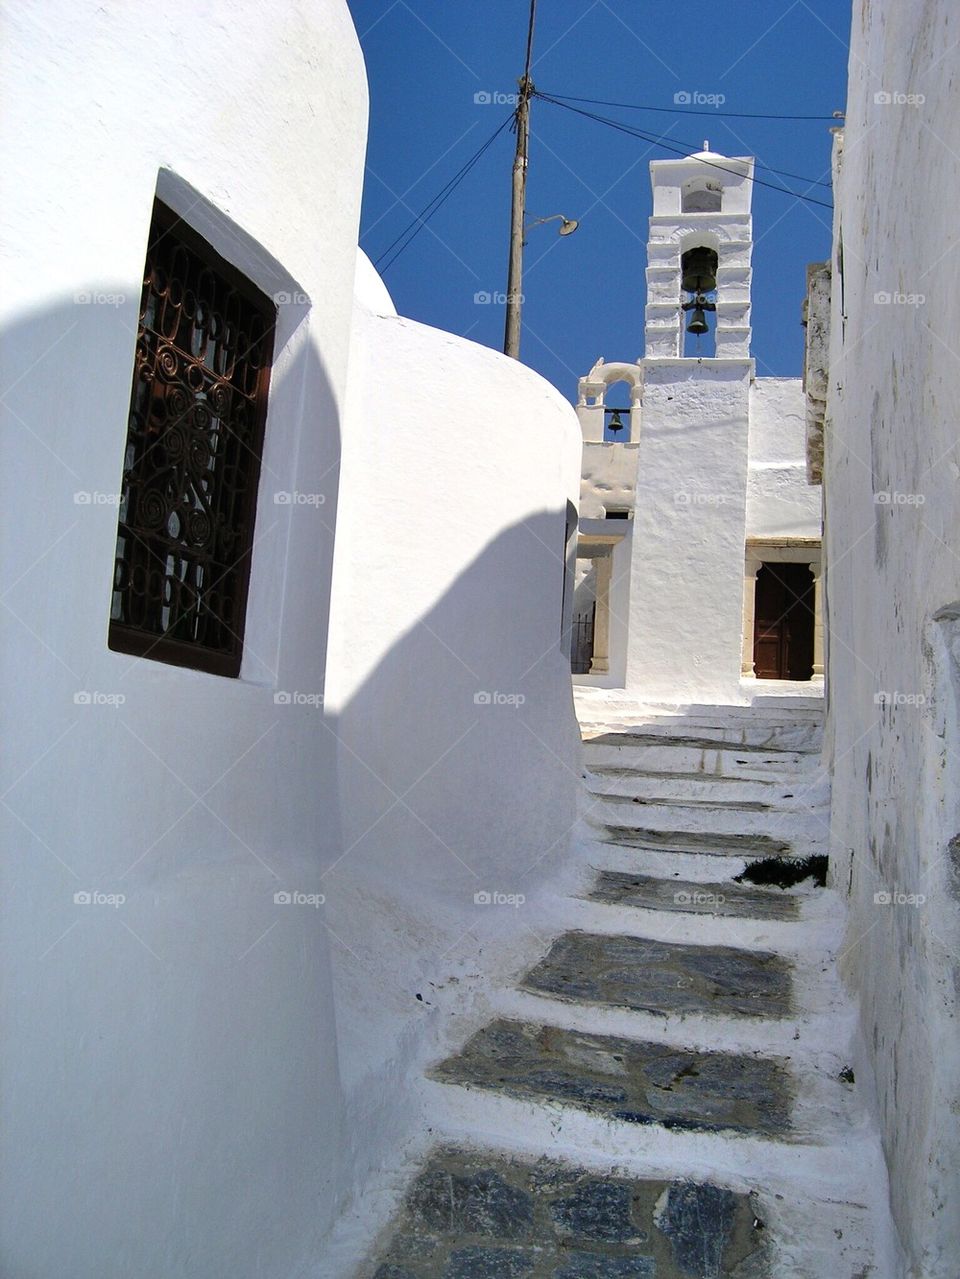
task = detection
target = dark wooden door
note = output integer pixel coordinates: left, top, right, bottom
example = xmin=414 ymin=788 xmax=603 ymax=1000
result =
xmin=753 ymin=562 xmax=814 ymax=680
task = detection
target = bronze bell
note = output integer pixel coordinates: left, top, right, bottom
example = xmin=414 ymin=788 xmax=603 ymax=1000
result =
xmin=608 ymin=409 xmax=624 ymax=434
xmin=686 ymin=306 xmax=709 ymax=336
xmin=680 ymin=245 xmax=719 ymax=295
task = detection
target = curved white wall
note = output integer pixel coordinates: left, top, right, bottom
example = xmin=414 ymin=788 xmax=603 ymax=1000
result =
xmin=0 ymin=6 xmax=586 ymax=1275
xmin=324 ymin=264 xmax=583 ymax=1118
xmin=1 ymin=2 xmax=368 ymax=1275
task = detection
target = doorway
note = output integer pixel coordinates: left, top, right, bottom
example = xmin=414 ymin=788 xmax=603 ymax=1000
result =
xmin=753 ymin=562 xmax=815 ymax=680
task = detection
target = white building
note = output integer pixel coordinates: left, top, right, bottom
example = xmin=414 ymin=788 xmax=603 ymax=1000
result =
xmin=572 ymin=149 xmax=823 ymax=703
xmin=0 ymin=3 xmax=583 ymax=1274
xmin=810 ymin=2 xmax=960 ymax=1272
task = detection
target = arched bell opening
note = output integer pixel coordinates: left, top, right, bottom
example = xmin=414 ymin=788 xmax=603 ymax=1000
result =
xmin=680 ymin=244 xmax=718 ymax=357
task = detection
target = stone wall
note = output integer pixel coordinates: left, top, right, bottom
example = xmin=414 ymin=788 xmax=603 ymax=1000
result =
xmin=822 ymin=3 xmax=960 ymax=1273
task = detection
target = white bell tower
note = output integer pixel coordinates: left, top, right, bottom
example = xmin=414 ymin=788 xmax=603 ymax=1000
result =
xmin=644 ymin=146 xmax=755 ymax=359
xmin=623 ymin=146 xmax=757 ymax=703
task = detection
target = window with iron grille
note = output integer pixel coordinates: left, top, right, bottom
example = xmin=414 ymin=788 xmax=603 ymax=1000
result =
xmin=109 ymin=200 xmax=276 ymax=677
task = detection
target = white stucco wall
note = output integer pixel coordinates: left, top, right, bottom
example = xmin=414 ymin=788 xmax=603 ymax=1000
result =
xmin=747 ymin=378 xmax=822 ymax=540
xmin=624 ymin=361 xmax=753 ymax=703
xmin=0 ymin=5 xmax=584 ymax=1277
xmin=323 ymin=275 xmax=582 ymax=1129
xmin=1 ymin=3 xmax=368 ymax=1276
xmin=579 ymin=441 xmax=640 ymax=518
xmin=822 ymin=3 xmax=960 ymax=1273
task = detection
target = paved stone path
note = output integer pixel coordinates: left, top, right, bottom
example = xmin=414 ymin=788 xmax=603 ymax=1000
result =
xmin=361 ymin=698 xmax=894 ymax=1278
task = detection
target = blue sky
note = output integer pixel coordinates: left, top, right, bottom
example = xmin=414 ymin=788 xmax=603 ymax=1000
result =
xmin=345 ymin=1 xmax=850 ymax=397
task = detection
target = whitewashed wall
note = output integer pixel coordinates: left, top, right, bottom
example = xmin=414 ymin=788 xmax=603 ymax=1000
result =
xmin=747 ymin=378 xmax=822 ymax=540
xmin=0 ymin=3 xmax=584 ymax=1276
xmin=323 ymin=258 xmax=582 ymax=1162
xmin=624 ymin=361 xmax=753 ymax=702
xmin=822 ymin=3 xmax=960 ymax=1273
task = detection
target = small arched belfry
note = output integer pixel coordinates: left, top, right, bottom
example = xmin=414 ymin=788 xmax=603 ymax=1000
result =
xmin=572 ymin=147 xmax=823 ymax=702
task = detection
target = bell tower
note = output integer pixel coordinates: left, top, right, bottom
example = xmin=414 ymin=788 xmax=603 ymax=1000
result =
xmin=622 ymin=146 xmax=757 ymax=702
xmin=643 ymin=147 xmax=754 ymax=359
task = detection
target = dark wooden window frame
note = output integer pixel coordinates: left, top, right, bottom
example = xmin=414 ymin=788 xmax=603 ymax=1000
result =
xmin=109 ymin=200 xmax=276 ymax=677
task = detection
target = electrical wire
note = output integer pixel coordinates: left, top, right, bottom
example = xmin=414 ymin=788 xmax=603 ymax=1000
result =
xmin=374 ymin=112 xmax=514 ymax=273
xmin=537 ymin=89 xmax=840 ymax=123
xmin=534 ymin=92 xmax=834 ymax=209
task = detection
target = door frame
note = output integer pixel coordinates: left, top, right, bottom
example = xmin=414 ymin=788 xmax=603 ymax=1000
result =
xmin=741 ymin=538 xmax=823 ymax=681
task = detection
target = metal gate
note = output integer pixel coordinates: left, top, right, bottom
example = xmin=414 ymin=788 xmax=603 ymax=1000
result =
xmin=570 ymin=607 xmax=596 ymax=674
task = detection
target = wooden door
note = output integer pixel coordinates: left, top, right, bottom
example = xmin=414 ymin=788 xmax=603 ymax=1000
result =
xmin=753 ymin=563 xmax=814 ymax=680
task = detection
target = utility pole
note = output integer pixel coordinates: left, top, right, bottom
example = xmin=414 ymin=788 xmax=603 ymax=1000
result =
xmin=503 ymin=0 xmax=537 ymax=360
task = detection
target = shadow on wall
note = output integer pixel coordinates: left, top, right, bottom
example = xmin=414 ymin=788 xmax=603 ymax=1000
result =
xmin=322 ymin=508 xmax=580 ymax=1097
xmin=1 ymin=300 xmax=580 ymax=1276
xmin=1 ymin=295 xmax=351 ymax=1278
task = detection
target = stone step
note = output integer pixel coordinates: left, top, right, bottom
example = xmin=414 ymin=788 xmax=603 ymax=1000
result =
xmin=581 ymin=723 xmax=822 ymax=753
xmin=368 ymin=1147 xmax=768 ymax=1278
xmin=594 ymin=825 xmax=794 ymax=859
xmin=429 ymin=1018 xmax=792 ymax=1140
xmin=585 ymin=799 xmax=825 ymax=842
xmin=584 ymin=769 xmax=802 ymax=805
xmin=582 ymin=741 xmax=818 ymax=782
xmin=518 ymin=932 xmax=793 ymax=1020
xmin=586 ymin=869 xmax=803 ymax=921
xmin=592 ymin=790 xmax=774 ymax=813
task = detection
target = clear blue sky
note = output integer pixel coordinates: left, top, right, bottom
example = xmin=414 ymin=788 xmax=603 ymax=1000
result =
xmin=345 ymin=0 xmax=850 ymax=397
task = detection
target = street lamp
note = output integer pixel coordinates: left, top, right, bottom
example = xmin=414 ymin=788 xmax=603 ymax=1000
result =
xmin=504 ymin=211 xmax=580 ymax=359
xmin=522 ymin=213 xmax=580 ymax=245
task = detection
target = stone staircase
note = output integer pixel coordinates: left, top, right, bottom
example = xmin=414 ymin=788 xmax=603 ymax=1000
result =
xmin=357 ymin=701 xmax=896 ymax=1278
